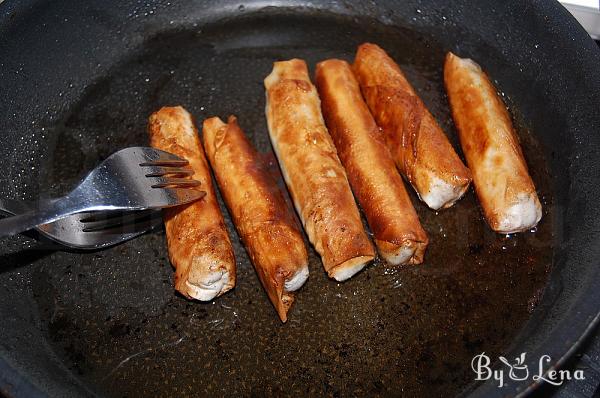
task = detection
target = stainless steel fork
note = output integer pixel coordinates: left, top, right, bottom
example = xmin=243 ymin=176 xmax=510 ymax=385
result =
xmin=0 ymin=147 xmax=205 ymax=237
xmin=0 ymin=198 xmax=163 ymax=249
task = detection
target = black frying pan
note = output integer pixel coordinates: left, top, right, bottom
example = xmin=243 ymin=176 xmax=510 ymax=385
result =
xmin=0 ymin=1 xmax=599 ymax=397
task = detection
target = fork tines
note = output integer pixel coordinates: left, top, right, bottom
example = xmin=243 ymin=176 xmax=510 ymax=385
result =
xmin=150 ymin=178 xmax=201 ymax=189
xmin=140 ymin=160 xmax=201 ymax=189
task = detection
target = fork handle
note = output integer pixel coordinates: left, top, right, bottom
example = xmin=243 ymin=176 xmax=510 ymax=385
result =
xmin=0 ymin=207 xmax=14 ymax=217
xmin=0 ymin=209 xmax=67 ymax=237
xmin=0 ymin=197 xmax=91 ymax=237
xmin=0 ymin=197 xmax=56 ymax=216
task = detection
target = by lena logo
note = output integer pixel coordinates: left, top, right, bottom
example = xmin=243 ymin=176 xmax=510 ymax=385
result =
xmin=471 ymin=352 xmax=585 ymax=388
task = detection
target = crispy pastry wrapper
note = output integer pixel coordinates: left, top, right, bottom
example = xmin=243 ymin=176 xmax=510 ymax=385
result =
xmin=203 ymin=116 xmax=309 ymax=322
xmin=353 ymin=43 xmax=472 ymax=210
xmin=444 ymin=52 xmax=542 ymax=233
xmin=315 ymin=59 xmax=429 ymax=265
xmin=264 ymin=59 xmax=375 ymax=281
xmin=148 ymin=106 xmax=235 ymax=300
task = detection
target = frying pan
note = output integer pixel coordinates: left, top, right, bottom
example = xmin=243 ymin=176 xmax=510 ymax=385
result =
xmin=0 ymin=0 xmax=599 ymax=397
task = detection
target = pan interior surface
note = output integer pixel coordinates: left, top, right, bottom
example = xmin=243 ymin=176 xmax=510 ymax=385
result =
xmin=21 ymin=11 xmax=555 ymax=397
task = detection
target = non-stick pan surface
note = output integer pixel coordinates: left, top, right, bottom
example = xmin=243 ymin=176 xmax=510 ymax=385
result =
xmin=0 ymin=1 xmax=599 ymax=397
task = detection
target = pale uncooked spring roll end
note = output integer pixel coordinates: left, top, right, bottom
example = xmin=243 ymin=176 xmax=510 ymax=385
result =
xmin=183 ymin=269 xmax=232 ymax=301
xmin=179 ymin=254 xmax=234 ymax=301
xmin=420 ymin=173 xmax=471 ymax=210
xmin=375 ymin=240 xmax=427 ymax=266
xmin=446 ymin=52 xmax=481 ymax=74
xmin=329 ymin=256 xmax=373 ymax=282
xmin=494 ymin=193 xmax=542 ymax=234
xmin=284 ymin=265 xmax=310 ymax=292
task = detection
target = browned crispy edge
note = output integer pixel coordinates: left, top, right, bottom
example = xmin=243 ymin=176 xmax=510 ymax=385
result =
xmin=353 ymin=43 xmax=472 ymax=209
xmin=443 ymin=52 xmax=541 ymax=231
xmin=315 ymin=58 xmax=429 ymax=264
xmin=264 ymin=59 xmax=376 ymax=279
xmin=147 ymin=106 xmax=235 ymax=299
xmin=203 ymin=115 xmax=308 ymax=322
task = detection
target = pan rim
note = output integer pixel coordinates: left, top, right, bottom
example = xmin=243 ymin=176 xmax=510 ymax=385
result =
xmin=0 ymin=1 xmax=600 ymax=397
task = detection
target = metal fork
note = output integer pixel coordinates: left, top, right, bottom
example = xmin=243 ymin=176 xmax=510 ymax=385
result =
xmin=0 ymin=198 xmax=163 ymax=249
xmin=0 ymin=147 xmax=205 ymax=237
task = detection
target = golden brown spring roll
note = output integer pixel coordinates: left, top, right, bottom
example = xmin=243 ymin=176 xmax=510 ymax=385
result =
xmin=353 ymin=43 xmax=472 ymax=210
xmin=203 ymin=116 xmax=309 ymax=322
xmin=264 ymin=59 xmax=375 ymax=281
xmin=148 ymin=106 xmax=235 ymax=300
xmin=315 ymin=59 xmax=429 ymax=265
xmin=444 ymin=52 xmax=542 ymax=233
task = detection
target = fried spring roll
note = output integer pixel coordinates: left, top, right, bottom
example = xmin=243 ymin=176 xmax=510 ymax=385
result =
xmin=444 ymin=53 xmax=542 ymax=233
xmin=203 ymin=116 xmax=309 ymax=322
xmin=353 ymin=43 xmax=472 ymax=210
xmin=264 ymin=59 xmax=375 ymax=281
xmin=148 ymin=106 xmax=235 ymax=300
xmin=315 ymin=59 xmax=429 ymax=265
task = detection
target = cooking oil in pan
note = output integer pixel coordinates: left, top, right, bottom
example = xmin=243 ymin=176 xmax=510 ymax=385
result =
xmin=31 ymin=11 xmax=553 ymax=397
